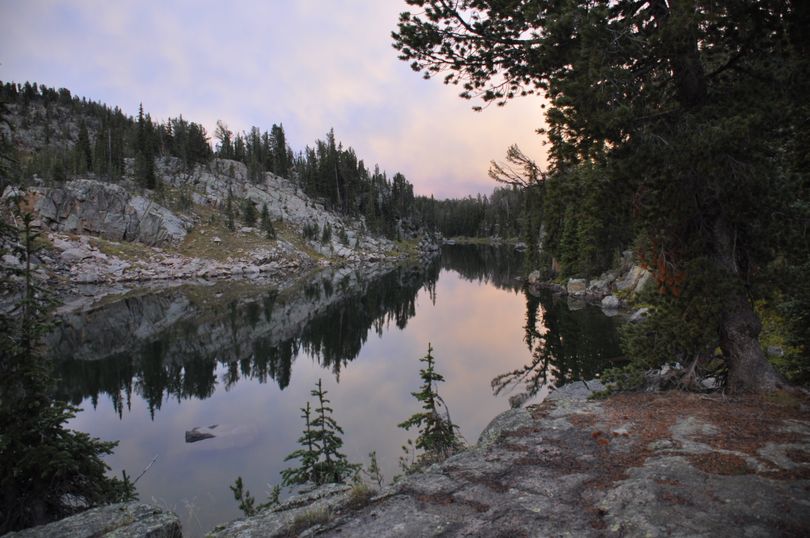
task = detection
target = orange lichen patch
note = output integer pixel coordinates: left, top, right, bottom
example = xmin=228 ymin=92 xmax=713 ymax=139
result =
xmin=600 ymin=390 xmax=810 ymax=478
xmin=527 ymin=400 xmax=555 ymax=420
xmin=658 ymin=490 xmax=692 ymax=505
xmin=786 ymin=449 xmax=810 ymax=464
xmin=568 ymin=412 xmax=598 ymax=429
xmin=686 ymin=453 xmax=751 ymax=476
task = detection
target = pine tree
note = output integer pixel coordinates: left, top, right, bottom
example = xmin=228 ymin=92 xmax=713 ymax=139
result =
xmin=280 ymin=402 xmax=319 ymax=486
xmin=310 ymin=379 xmax=358 ymax=484
xmin=398 ymin=344 xmax=461 ymax=462
xmin=75 ymin=118 xmax=92 ymax=174
xmin=320 ymin=222 xmax=332 ymax=244
xmin=281 ymin=379 xmax=358 ymax=486
xmin=134 ymin=103 xmax=156 ymax=189
xmin=393 ymin=0 xmax=802 ymax=392
xmin=260 ymin=203 xmax=276 ymax=239
xmin=242 ymin=199 xmax=257 ymax=227
xmin=0 ymin=212 xmax=134 ymax=533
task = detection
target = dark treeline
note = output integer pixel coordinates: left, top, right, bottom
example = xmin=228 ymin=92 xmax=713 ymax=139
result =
xmin=0 ymin=81 xmax=212 ymax=187
xmin=212 ymin=121 xmax=418 ymax=238
xmin=414 ymin=185 xmax=526 ymax=239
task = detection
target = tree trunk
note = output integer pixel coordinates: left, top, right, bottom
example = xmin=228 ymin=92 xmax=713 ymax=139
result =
xmin=713 ymin=220 xmax=786 ymax=393
xmin=720 ymin=290 xmax=785 ymax=393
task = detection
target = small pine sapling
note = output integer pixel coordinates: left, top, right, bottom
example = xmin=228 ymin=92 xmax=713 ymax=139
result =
xmin=281 ymin=402 xmax=319 ymax=486
xmin=398 ymin=344 xmax=462 ymax=469
xmin=281 ymin=379 xmax=358 ymax=487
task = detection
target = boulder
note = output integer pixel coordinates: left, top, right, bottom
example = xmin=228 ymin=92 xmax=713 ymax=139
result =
xmin=527 ymin=270 xmax=542 ymax=286
xmin=601 ymin=295 xmax=620 ymax=310
xmin=616 ymin=265 xmax=652 ymax=294
xmin=2 ymin=253 xmax=22 ymax=269
xmin=566 ymin=278 xmax=587 ymax=295
xmin=5 ymin=502 xmax=181 ymax=537
xmin=74 ymin=268 xmax=102 ymax=284
xmin=60 ymin=247 xmax=92 ymax=264
xmin=630 ymin=307 xmax=650 ymax=323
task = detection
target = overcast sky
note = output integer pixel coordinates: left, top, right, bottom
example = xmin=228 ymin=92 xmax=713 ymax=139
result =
xmin=0 ymin=0 xmax=547 ymax=198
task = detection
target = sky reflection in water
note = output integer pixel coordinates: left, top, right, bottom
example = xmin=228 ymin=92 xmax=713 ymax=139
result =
xmin=63 ymin=246 xmax=620 ymax=536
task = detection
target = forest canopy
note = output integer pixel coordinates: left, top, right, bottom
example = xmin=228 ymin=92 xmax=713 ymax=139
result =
xmin=393 ymin=0 xmax=810 ymax=392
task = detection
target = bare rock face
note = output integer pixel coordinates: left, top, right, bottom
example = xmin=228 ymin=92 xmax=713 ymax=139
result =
xmin=5 ymin=503 xmax=181 ymax=538
xmin=615 ymin=264 xmax=652 ymax=294
xmin=29 ymin=179 xmax=188 ymax=246
xmin=210 ymin=381 xmax=810 ymax=537
xmin=207 ymin=484 xmax=352 ymax=538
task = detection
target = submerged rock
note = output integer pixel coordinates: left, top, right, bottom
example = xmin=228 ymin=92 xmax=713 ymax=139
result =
xmin=185 ymin=425 xmax=217 ymax=443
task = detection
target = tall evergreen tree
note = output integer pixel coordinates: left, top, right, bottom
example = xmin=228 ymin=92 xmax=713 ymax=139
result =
xmin=75 ymin=119 xmax=92 ymax=174
xmin=134 ymin=103 xmax=156 ymax=189
xmin=399 ymin=344 xmax=461 ymax=460
xmin=393 ymin=0 xmax=807 ymax=392
xmin=0 ymin=212 xmax=134 ymax=533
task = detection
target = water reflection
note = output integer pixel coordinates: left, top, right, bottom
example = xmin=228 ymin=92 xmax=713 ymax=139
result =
xmin=54 ymin=262 xmax=441 ymax=417
xmin=440 ymin=243 xmax=524 ymax=291
xmin=54 ymin=246 xmax=624 ymax=536
xmin=53 ymin=248 xmax=621 ymax=419
xmin=492 ymin=288 xmax=624 ymax=407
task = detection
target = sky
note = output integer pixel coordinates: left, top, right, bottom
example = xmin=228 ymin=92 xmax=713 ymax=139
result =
xmin=0 ymin=0 xmax=547 ymax=199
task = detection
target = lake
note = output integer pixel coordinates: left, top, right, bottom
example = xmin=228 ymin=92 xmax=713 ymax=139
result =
xmin=57 ymin=245 xmax=622 ymax=536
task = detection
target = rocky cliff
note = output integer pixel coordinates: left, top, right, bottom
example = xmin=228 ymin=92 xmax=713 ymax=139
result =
xmin=26 ymin=179 xmax=190 ymax=245
xmin=1 ymin=154 xmax=441 ymax=295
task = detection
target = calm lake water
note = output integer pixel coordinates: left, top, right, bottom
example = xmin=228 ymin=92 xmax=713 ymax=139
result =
xmin=57 ymin=245 xmax=622 ymax=536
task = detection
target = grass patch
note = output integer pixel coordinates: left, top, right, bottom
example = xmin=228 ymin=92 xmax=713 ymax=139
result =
xmin=764 ymin=390 xmax=804 ymax=410
xmin=286 ymin=507 xmax=331 ymax=536
xmin=88 ymin=236 xmax=155 ymax=261
xmin=274 ymin=220 xmax=325 ymax=261
xmin=177 ymin=204 xmax=279 ymax=261
xmin=346 ymin=482 xmax=374 ymax=510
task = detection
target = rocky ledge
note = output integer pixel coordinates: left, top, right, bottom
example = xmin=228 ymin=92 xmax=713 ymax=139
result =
xmin=8 ymin=385 xmax=808 ymax=537
xmin=5 ymin=502 xmax=181 ymax=538
xmin=212 ymin=381 xmax=810 ymax=537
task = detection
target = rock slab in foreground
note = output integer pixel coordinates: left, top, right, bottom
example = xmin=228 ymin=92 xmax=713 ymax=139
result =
xmin=5 ymin=502 xmax=181 ymax=537
xmin=213 ymin=381 xmax=810 ymax=537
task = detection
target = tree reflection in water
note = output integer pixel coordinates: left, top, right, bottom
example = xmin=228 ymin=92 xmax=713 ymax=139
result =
xmin=53 ymin=261 xmax=440 ymax=418
xmin=492 ymin=288 xmax=624 ymax=407
xmin=52 ymin=245 xmax=622 ymax=418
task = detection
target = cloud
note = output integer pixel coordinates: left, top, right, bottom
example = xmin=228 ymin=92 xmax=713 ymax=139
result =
xmin=0 ymin=0 xmax=548 ymax=198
